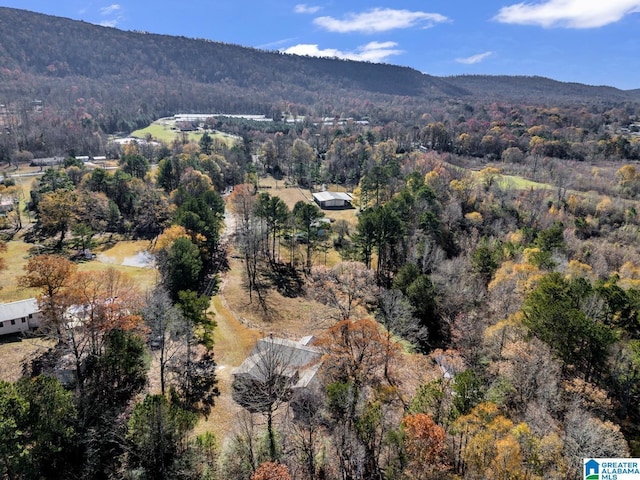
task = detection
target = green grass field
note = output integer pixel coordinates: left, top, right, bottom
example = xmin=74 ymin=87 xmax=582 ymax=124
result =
xmin=130 ymin=122 xmax=178 ymax=143
xmin=0 ymin=239 xmax=159 ymax=303
xmin=130 ymin=118 xmax=238 ymax=146
xmin=499 ymin=174 xmax=554 ymax=190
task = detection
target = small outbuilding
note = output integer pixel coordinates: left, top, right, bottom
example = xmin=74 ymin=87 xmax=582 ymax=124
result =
xmin=0 ymin=197 xmax=14 ymax=215
xmin=312 ymin=191 xmax=352 ymax=209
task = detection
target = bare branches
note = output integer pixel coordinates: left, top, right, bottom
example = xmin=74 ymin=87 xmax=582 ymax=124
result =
xmin=309 ymin=261 xmax=376 ymax=321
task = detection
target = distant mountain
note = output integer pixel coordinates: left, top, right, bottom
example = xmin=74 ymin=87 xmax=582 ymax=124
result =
xmin=1 ymin=7 xmax=638 ymax=109
xmin=445 ymin=75 xmax=638 ymax=103
xmin=0 ymin=7 xmax=464 ymax=102
xmin=0 ymin=5 xmax=638 ymax=159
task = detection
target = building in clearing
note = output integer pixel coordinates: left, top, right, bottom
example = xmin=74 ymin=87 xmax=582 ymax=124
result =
xmin=0 ymin=196 xmax=14 ymax=215
xmin=312 ymin=191 xmax=352 ymax=209
xmin=0 ymin=298 xmax=43 ymax=336
xmin=232 ymin=336 xmax=322 ymax=412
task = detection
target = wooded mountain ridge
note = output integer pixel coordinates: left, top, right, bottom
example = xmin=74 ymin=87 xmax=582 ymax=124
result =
xmin=0 ymin=6 xmax=638 ymax=117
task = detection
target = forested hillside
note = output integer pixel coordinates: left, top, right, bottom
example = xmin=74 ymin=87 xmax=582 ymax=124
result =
xmin=0 ymin=7 xmax=639 ymax=160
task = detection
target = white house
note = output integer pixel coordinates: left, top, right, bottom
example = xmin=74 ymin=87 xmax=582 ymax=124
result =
xmin=312 ymin=191 xmax=352 ymax=209
xmin=0 ymin=298 xmax=43 ymax=336
xmin=0 ymin=196 xmax=14 ymax=215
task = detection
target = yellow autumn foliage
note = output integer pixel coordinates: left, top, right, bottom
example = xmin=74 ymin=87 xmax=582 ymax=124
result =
xmin=565 ymin=259 xmax=593 ymax=280
xmin=465 ymin=211 xmax=483 ymax=225
xmin=152 ymin=225 xmax=190 ymax=253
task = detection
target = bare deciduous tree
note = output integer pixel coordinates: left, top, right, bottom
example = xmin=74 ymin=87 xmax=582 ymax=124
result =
xmin=142 ymin=286 xmax=188 ymax=396
xmin=233 ymin=337 xmax=321 ymax=461
xmin=310 ymin=261 xmax=377 ymax=321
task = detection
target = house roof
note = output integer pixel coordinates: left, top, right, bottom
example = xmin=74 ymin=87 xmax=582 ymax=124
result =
xmin=233 ymin=336 xmax=322 ymax=382
xmin=294 ymin=362 xmax=321 ymax=389
xmin=0 ymin=298 xmax=39 ymax=323
xmin=313 ymin=191 xmax=352 ymax=203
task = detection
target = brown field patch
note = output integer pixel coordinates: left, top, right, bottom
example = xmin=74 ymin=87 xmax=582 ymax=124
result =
xmin=0 ymin=240 xmax=39 ymax=302
xmin=0 ymin=336 xmax=56 ymax=382
xmin=222 ymin=255 xmax=337 ymax=337
xmin=194 ymin=251 xmax=339 ymax=440
xmin=256 ymin=181 xmax=311 ymax=210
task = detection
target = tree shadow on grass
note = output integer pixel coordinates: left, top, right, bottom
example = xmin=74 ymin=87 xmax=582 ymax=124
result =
xmin=262 ymin=262 xmax=304 ymax=298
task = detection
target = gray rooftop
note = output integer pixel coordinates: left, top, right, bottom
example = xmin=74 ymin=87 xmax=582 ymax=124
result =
xmin=234 ymin=336 xmax=322 ymax=382
xmin=313 ymin=191 xmax=352 ymax=202
xmin=0 ymin=298 xmax=39 ymax=323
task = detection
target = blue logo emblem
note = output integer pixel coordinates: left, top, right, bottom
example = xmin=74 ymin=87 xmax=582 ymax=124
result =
xmin=585 ymin=459 xmax=599 ymax=480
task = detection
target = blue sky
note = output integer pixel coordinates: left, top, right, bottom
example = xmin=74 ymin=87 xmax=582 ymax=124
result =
xmin=2 ymin=1 xmax=639 ymax=89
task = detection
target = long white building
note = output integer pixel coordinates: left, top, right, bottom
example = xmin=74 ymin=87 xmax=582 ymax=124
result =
xmin=0 ymin=298 xmax=43 ymax=336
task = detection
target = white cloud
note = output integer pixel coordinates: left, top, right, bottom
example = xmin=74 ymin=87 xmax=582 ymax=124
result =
xmin=313 ymin=8 xmax=448 ymax=33
xmin=98 ymin=4 xmax=123 ymax=27
xmin=283 ymin=41 xmax=403 ymax=63
xmin=456 ymin=51 xmax=494 ymax=64
xmin=295 ymin=4 xmax=321 ymax=14
xmin=494 ymin=0 xmax=640 ymax=28
xmin=100 ymin=4 xmax=121 ymax=16
xmin=257 ymin=38 xmax=298 ymax=49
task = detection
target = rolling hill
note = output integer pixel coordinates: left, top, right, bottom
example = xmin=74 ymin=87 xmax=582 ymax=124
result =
xmin=0 ymin=6 xmax=638 ymax=157
xmin=1 ymin=7 xmax=638 ymax=107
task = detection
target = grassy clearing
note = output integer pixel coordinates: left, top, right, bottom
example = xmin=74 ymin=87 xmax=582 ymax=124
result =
xmin=194 ymin=286 xmax=262 ymax=439
xmin=256 ymin=178 xmax=312 ymax=208
xmin=221 ymin=255 xmax=333 ymax=338
xmin=94 ymin=239 xmax=153 ymax=263
xmin=87 ymin=240 xmax=159 ymax=292
xmin=0 ymin=162 xmax=44 ymax=176
xmin=0 ymin=239 xmax=159 ymax=303
xmin=130 ymin=118 xmax=237 ymax=146
xmin=130 ymin=122 xmax=178 ymax=143
xmin=0 ymin=240 xmax=39 ymax=302
xmin=79 ymin=262 xmax=159 ymax=293
xmin=0 ymin=336 xmax=56 ymax=382
xmin=499 ymin=174 xmax=554 ymax=190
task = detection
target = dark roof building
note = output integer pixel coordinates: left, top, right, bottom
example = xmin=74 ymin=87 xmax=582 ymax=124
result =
xmin=232 ymin=336 xmax=323 ymax=413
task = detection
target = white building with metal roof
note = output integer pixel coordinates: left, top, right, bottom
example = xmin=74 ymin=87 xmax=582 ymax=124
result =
xmin=312 ymin=191 xmax=352 ymax=209
xmin=0 ymin=298 xmax=43 ymax=336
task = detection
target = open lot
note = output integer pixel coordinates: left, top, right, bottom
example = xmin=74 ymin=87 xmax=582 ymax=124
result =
xmin=257 ymin=175 xmax=359 ymax=228
xmin=0 ymin=239 xmax=159 ymax=303
xmin=131 ymin=117 xmax=238 ymax=146
xmin=0 ymin=336 xmax=56 ymax=382
xmin=0 ymin=240 xmax=39 ymax=302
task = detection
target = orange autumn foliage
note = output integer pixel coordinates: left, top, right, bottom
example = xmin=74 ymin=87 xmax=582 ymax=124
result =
xmin=402 ymin=413 xmax=447 ymax=468
xmin=251 ymin=462 xmax=291 ymax=480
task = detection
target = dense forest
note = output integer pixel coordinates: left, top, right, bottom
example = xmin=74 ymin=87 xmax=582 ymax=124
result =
xmin=2 ymin=5 xmax=640 ymax=480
